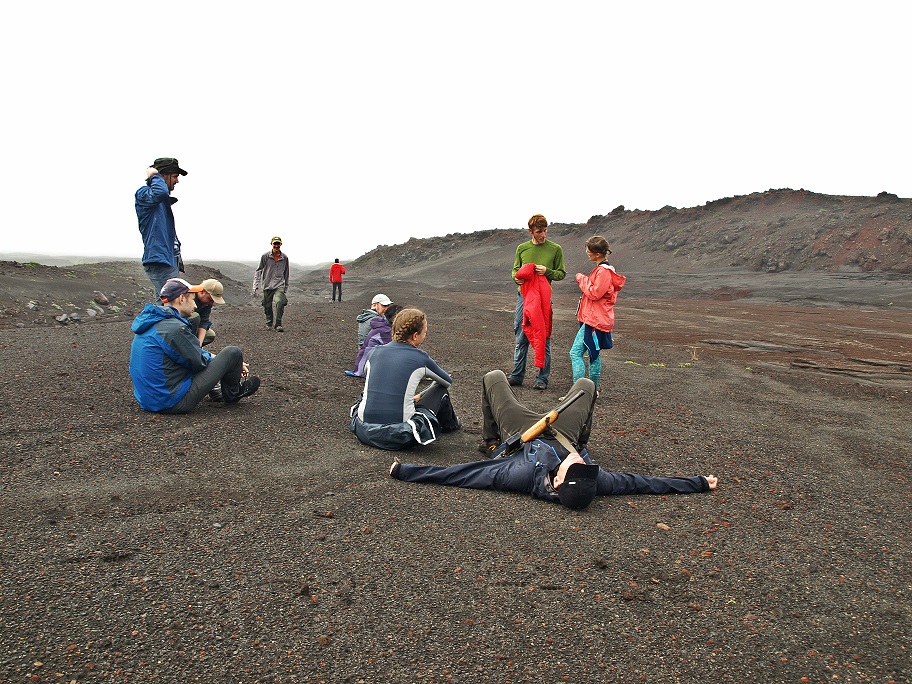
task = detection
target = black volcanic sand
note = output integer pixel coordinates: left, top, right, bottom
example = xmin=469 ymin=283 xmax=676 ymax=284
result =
xmin=1 ymin=274 xmax=910 ymax=683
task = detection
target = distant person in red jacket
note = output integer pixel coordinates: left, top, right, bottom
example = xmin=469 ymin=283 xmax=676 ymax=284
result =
xmin=567 ymin=236 xmax=626 ymax=398
xmin=329 ymin=258 xmax=346 ymax=302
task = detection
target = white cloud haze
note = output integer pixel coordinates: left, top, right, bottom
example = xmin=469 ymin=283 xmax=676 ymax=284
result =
xmin=1 ymin=1 xmax=908 ymax=265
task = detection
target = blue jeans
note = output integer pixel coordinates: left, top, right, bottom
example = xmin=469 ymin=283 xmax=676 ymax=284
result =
xmin=569 ymin=324 xmax=601 ymax=387
xmin=509 ymin=293 xmax=551 ymax=386
xmin=143 ymin=261 xmax=179 ymax=299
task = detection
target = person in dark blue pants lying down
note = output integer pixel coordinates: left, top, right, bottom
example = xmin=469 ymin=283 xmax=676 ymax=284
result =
xmin=389 ymin=369 xmax=717 ymax=510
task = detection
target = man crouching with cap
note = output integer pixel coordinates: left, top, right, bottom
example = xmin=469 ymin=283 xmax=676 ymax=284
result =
xmin=390 ymin=370 xmax=717 ymax=509
xmin=187 ymin=278 xmax=225 ymax=348
xmin=129 ymin=278 xmax=260 ymax=413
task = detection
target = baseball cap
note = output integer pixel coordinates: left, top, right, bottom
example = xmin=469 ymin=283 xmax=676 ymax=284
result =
xmin=271 ymin=236 xmax=283 ymax=245
xmin=372 ymin=294 xmax=392 ymax=306
xmin=200 ymin=278 xmax=226 ymax=304
xmin=152 ymin=157 xmax=188 ymax=176
xmin=160 ymin=278 xmax=204 ymax=303
xmin=557 ymin=463 xmax=599 ymax=510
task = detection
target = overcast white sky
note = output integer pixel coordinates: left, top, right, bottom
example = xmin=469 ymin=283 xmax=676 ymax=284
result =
xmin=1 ymin=1 xmax=908 ymax=265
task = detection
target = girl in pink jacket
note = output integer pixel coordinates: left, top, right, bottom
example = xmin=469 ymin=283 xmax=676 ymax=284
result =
xmin=569 ymin=236 xmax=626 ymax=394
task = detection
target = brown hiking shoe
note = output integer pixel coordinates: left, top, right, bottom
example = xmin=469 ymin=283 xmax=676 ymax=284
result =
xmin=477 ymin=438 xmax=500 ymax=454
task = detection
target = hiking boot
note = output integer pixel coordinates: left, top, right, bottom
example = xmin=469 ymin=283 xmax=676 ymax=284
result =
xmin=224 ymin=376 xmax=261 ymax=403
xmin=265 ymin=322 xmax=274 ymax=329
xmin=275 ymin=325 xmax=285 ymax=332
xmin=532 ymin=381 xmax=548 ymax=391
xmin=477 ymin=438 xmax=500 ymax=455
xmin=507 ymin=376 xmax=523 ymax=387
xmin=208 ymin=382 xmax=223 ymax=402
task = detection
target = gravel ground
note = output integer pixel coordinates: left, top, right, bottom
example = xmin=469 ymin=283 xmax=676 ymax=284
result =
xmin=1 ymin=274 xmax=910 ymax=684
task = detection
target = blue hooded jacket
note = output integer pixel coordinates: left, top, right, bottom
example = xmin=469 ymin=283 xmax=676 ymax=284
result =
xmin=135 ymin=174 xmax=178 ymax=267
xmin=129 ymin=304 xmax=212 ymax=412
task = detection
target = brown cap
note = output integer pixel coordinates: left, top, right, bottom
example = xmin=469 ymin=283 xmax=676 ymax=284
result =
xmin=200 ymin=278 xmax=225 ymax=304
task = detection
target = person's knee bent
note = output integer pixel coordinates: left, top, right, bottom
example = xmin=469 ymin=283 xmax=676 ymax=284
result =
xmin=484 ymin=369 xmax=508 ymax=390
xmin=571 ymin=376 xmax=596 ymax=398
xmin=218 ymin=345 xmax=243 ymax=370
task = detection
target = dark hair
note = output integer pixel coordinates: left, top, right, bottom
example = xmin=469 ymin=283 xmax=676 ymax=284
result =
xmin=384 ymin=303 xmax=403 ymax=323
xmin=334 ymin=258 xmax=339 ymax=263
xmin=585 ymin=235 xmax=611 ymax=256
xmin=392 ymin=308 xmax=427 ymax=343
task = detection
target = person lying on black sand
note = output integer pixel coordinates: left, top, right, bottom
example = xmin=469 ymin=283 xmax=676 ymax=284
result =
xmin=389 ymin=369 xmax=717 ymax=509
xmin=390 ymin=448 xmax=717 ymax=510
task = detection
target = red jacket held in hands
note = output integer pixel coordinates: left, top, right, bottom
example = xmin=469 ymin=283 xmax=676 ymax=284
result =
xmin=516 ymin=262 xmax=552 ymax=369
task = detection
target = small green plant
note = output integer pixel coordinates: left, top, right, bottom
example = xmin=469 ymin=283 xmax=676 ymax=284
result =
xmin=624 ymin=360 xmax=641 ymax=366
xmin=648 ymin=363 xmax=666 ymax=368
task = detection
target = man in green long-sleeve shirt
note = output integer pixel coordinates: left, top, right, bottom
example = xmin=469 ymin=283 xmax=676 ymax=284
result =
xmin=508 ymin=214 xmax=565 ymax=390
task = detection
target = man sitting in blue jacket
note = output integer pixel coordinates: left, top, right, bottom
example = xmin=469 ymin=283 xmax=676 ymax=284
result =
xmin=129 ymin=278 xmax=260 ymax=413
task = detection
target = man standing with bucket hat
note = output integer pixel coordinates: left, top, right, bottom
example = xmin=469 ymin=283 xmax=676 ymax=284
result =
xmin=135 ymin=157 xmax=188 ymax=296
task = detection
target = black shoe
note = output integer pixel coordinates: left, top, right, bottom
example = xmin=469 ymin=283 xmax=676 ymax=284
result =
xmin=507 ymin=376 xmax=523 ymax=387
xmin=224 ymin=376 xmax=260 ymax=403
xmin=275 ymin=325 xmax=284 ymax=332
xmin=532 ymin=381 xmax=547 ymax=391
xmin=208 ymin=382 xmax=223 ymax=402
xmin=265 ymin=322 xmax=273 ymax=329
